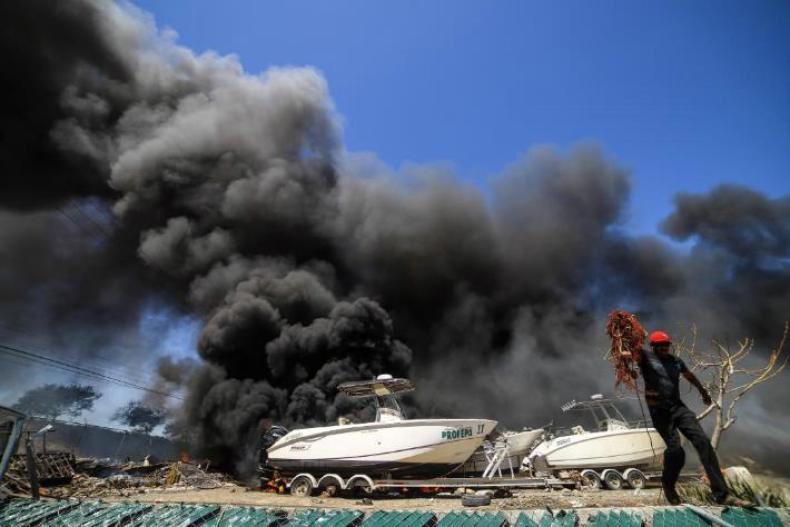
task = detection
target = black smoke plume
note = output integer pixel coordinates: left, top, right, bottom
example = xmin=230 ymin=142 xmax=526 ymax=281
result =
xmin=1 ymin=0 xmax=788 ymax=476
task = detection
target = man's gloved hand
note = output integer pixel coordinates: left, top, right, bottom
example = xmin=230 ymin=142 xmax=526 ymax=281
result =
xmin=701 ymin=390 xmax=712 ymax=406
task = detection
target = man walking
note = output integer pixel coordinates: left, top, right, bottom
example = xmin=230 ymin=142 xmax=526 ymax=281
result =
xmin=627 ymin=330 xmax=735 ymax=505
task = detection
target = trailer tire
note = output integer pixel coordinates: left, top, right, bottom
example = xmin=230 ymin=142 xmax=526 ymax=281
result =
xmin=580 ymin=469 xmax=602 ymax=489
xmin=601 ymin=469 xmax=625 ymax=490
xmin=347 ymin=474 xmax=374 ymax=496
xmin=318 ymin=474 xmax=344 ymax=496
xmin=290 ymin=475 xmax=315 ymax=497
xmin=462 ymin=495 xmax=491 ymax=507
xmin=623 ymin=468 xmax=646 ymax=489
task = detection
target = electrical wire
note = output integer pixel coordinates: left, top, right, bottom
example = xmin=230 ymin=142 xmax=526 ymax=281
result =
xmin=72 ymin=200 xmax=114 ymax=238
xmin=0 ymin=343 xmax=183 ymax=401
xmin=0 ymin=325 xmax=165 ymax=387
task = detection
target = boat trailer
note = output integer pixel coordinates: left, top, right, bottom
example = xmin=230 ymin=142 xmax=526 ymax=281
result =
xmin=283 ymin=472 xmax=575 ymax=497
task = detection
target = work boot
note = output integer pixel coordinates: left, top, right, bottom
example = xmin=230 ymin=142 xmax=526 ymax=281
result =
xmin=663 ymin=487 xmax=682 ymax=505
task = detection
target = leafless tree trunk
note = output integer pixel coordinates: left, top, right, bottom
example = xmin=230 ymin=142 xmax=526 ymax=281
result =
xmin=676 ymin=322 xmax=788 ymax=450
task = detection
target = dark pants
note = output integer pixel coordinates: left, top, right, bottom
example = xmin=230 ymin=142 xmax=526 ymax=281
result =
xmin=648 ymin=402 xmax=728 ymax=502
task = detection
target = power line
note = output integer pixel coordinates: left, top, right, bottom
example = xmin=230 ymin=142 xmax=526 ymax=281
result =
xmin=0 ymin=345 xmax=160 ymax=395
xmin=0 ymin=343 xmax=184 ymax=401
xmin=58 ymin=206 xmax=105 ymax=243
xmin=0 ymin=327 xmax=161 ymax=387
xmin=0 ymin=343 xmax=183 ymax=401
xmin=72 ymin=200 xmax=114 ymax=238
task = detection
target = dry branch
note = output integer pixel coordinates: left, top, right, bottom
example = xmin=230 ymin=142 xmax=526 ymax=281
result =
xmin=676 ymin=321 xmax=788 ymax=450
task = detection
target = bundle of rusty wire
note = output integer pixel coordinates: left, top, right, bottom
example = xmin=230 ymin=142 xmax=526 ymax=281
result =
xmin=605 ymin=310 xmax=645 ymax=390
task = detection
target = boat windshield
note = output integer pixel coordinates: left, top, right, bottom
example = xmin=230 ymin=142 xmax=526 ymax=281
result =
xmin=375 ymin=394 xmax=404 ymax=422
xmin=552 ymin=397 xmax=649 ymax=436
xmin=336 ymin=376 xmax=411 ymax=423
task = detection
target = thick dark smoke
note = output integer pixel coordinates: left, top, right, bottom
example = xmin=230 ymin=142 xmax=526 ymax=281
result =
xmin=1 ymin=0 xmax=788 ymax=476
xmin=0 ymin=1 xmax=128 ymax=209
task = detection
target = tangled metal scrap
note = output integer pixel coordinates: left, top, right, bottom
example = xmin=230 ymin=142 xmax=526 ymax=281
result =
xmin=605 ymin=310 xmax=645 ymax=391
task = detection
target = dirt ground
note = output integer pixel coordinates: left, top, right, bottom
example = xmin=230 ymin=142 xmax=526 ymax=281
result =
xmin=99 ymin=471 xmax=789 ymax=513
xmin=106 ymin=484 xmax=670 ymax=511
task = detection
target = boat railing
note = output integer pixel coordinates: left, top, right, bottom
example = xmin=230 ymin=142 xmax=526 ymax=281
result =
xmin=549 ymin=417 xmax=651 ymax=438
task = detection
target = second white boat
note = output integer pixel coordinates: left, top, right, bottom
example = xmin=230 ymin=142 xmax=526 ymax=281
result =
xmin=525 ymin=395 xmax=666 ymax=473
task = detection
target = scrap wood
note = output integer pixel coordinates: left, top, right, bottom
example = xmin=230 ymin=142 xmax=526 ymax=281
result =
xmin=1 ymin=457 xmax=232 ymax=499
xmin=165 ymin=463 xmax=181 ymax=485
xmin=605 ymin=310 xmax=646 ymax=391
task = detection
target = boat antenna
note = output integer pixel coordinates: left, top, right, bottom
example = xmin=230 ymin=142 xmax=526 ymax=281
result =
xmin=560 ymin=400 xmax=577 ymax=413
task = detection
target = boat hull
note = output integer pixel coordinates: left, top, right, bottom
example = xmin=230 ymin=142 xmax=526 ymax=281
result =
xmin=267 ymin=419 xmax=497 ymax=478
xmin=529 ymin=428 xmax=666 ymax=471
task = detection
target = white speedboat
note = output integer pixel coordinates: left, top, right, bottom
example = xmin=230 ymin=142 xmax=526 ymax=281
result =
xmin=525 ymin=395 xmax=665 ymax=473
xmin=265 ymin=375 xmax=497 ymax=478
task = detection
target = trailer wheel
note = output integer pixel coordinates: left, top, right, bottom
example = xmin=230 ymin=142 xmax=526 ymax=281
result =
xmin=623 ymin=468 xmax=646 ymax=489
xmin=601 ymin=469 xmax=624 ymax=490
xmin=580 ymin=469 xmax=602 ymax=489
xmin=290 ymin=475 xmax=315 ymax=497
xmin=347 ymin=474 xmax=374 ymax=496
xmin=352 ymin=485 xmax=373 ymax=497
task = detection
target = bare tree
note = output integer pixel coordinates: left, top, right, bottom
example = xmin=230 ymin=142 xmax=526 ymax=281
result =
xmin=676 ymin=322 xmax=788 ymax=450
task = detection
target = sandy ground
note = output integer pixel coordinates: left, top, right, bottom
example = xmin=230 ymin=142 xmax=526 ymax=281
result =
xmin=106 ymin=485 xmax=670 ymax=511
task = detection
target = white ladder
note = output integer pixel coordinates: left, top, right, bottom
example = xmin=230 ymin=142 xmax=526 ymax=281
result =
xmin=481 ymin=440 xmax=514 ymax=479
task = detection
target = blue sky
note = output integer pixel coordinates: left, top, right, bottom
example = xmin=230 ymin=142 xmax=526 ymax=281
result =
xmin=136 ymin=0 xmax=790 ymax=234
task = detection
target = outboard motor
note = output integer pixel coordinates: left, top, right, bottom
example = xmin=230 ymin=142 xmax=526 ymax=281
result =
xmin=262 ymin=425 xmax=288 ymax=448
xmin=257 ymin=425 xmax=289 ymax=467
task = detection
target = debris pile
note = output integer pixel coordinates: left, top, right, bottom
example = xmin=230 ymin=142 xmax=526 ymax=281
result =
xmin=1 ymin=451 xmax=75 ymax=495
xmin=2 ymin=455 xmax=235 ymax=499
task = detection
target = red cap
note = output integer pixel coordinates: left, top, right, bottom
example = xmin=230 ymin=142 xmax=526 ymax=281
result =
xmin=649 ymin=330 xmax=671 ymax=345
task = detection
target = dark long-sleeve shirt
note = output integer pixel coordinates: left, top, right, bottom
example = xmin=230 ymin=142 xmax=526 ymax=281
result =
xmin=639 ymin=349 xmax=688 ymax=408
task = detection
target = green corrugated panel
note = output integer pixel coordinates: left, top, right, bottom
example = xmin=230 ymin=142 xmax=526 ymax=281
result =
xmin=362 ymin=511 xmax=436 ymax=527
xmin=514 ymin=512 xmax=539 ymax=527
xmin=33 ymin=501 xmax=112 ymax=527
xmin=437 ymin=512 xmax=506 ymax=527
xmin=362 ymin=511 xmax=389 ymax=527
xmin=323 ymin=510 xmax=364 ymax=527
xmin=480 ymin=513 xmax=507 ymax=527
xmin=652 ymin=509 xmax=710 ymax=527
xmin=553 ymin=511 xmax=578 ymax=527
xmin=587 ymin=510 xmax=643 ymax=527
xmin=39 ymin=501 xmax=152 ymax=527
xmin=285 ymin=509 xmax=324 ymax=527
xmin=0 ymin=499 xmax=49 ymax=526
xmin=126 ymin=503 xmax=220 ymax=527
xmin=84 ymin=503 xmax=153 ymax=527
xmin=513 ymin=510 xmax=575 ymax=527
xmin=201 ymin=506 xmax=283 ymax=526
xmin=283 ymin=509 xmax=363 ymax=527
xmin=0 ymin=499 xmax=78 ymax=527
xmin=437 ymin=512 xmax=467 ymax=527
xmin=721 ymin=508 xmax=783 ymax=527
